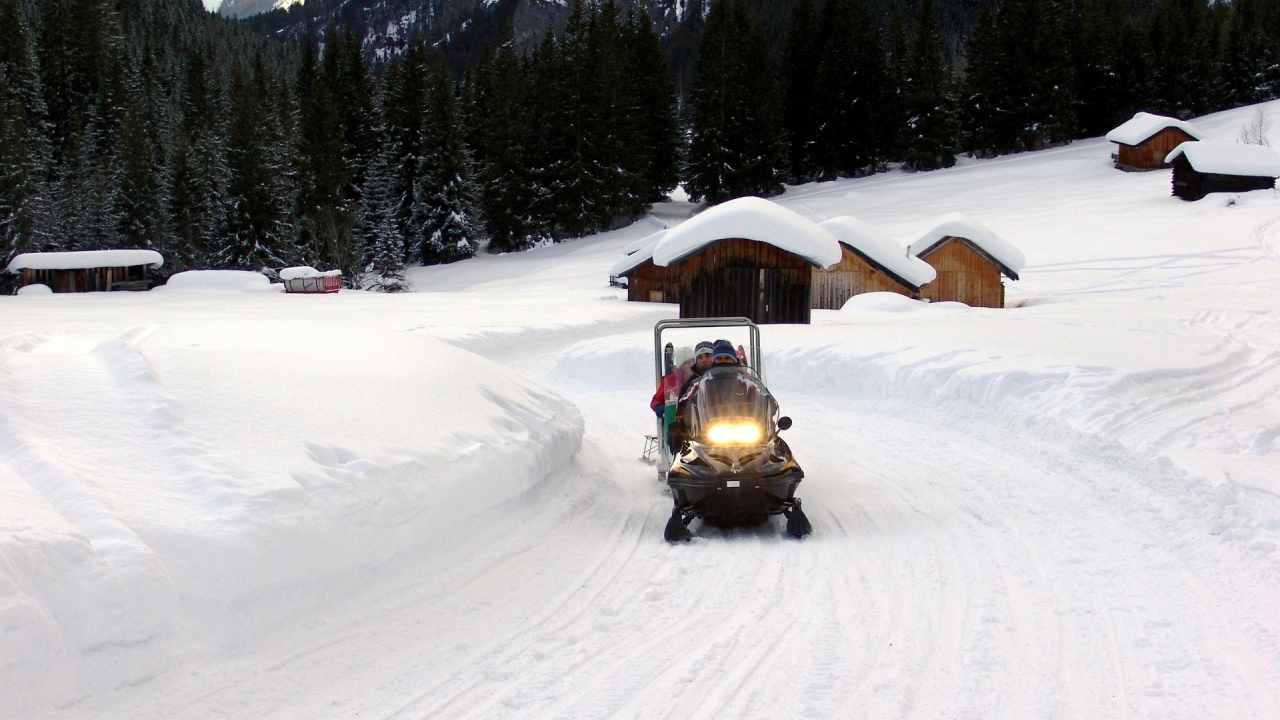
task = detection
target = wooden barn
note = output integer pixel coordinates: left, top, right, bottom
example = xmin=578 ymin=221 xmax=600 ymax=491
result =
xmin=611 ymin=231 xmax=681 ymax=304
xmin=907 ymin=214 xmax=1023 ymax=309
xmin=1106 ymin=112 xmax=1203 ymax=171
xmin=5 ymin=249 xmax=163 ymax=293
xmin=812 ymin=216 xmax=936 ymax=309
xmin=1164 ymin=141 xmax=1280 ymax=201
xmin=619 ymin=196 xmax=842 ymax=324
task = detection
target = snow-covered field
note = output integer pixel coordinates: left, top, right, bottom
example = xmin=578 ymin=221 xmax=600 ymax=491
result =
xmin=3 ymin=102 xmax=1280 ymax=719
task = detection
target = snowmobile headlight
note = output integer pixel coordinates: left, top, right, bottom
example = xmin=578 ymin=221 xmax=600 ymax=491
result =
xmin=706 ymin=422 xmax=762 ymax=445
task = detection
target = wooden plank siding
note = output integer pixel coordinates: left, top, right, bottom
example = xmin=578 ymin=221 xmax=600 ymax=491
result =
xmin=624 ymin=258 xmax=681 ymax=304
xmin=916 ymin=237 xmax=1006 ymax=308
xmin=811 ymin=244 xmax=917 ymax=310
xmin=663 ymin=238 xmax=815 ymax=324
xmin=1116 ymin=127 xmax=1197 ymax=171
xmin=19 ymin=265 xmax=151 ymax=293
xmin=1171 ymin=156 xmax=1276 ymax=201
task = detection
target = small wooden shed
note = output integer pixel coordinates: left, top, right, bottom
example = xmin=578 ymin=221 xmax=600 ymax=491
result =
xmin=5 ymin=249 xmax=163 ymax=293
xmin=612 ymin=231 xmax=681 ymax=304
xmin=812 ymin=216 xmax=936 ymax=309
xmin=1106 ymin=112 xmax=1203 ymax=171
xmin=1165 ymin=141 xmax=1280 ymax=201
xmin=620 ymin=197 xmax=842 ymax=325
xmin=908 ymin=214 xmax=1023 ymax=309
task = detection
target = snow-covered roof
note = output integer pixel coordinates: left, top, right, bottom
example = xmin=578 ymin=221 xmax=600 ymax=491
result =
xmin=610 ymin=241 xmax=657 ymax=277
xmin=1163 ymin=141 xmax=1280 ymax=177
xmin=621 ymin=229 xmax=667 ymax=256
xmin=651 ymin=197 xmax=842 ymax=269
xmin=279 ymin=266 xmax=342 ymax=281
xmin=819 ymin=216 xmax=937 ymax=289
xmin=1105 ymin=112 xmax=1203 ymax=146
xmin=907 ymin=213 xmax=1025 ymax=279
xmin=6 ymin=249 xmax=164 ymax=273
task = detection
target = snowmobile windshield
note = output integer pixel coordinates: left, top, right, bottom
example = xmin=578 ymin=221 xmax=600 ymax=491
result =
xmin=689 ymin=366 xmax=778 ymax=445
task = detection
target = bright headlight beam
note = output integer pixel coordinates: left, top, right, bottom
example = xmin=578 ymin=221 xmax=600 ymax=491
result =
xmin=707 ymin=423 xmax=762 ymax=444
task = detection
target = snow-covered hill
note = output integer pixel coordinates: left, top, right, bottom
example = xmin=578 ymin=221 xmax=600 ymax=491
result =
xmin=3 ymin=101 xmax=1280 ymax=718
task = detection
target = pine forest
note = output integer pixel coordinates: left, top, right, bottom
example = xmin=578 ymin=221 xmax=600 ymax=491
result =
xmin=6 ymin=0 xmax=1280 ymax=290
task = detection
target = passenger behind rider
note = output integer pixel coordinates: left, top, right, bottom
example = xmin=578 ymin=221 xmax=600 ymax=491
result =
xmin=651 ymin=340 xmax=714 ymax=419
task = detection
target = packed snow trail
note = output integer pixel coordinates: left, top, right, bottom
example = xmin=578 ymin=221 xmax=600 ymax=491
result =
xmin=6 ymin=100 xmax=1280 ymax=718
xmin=63 ymin=355 xmax=1278 ymax=719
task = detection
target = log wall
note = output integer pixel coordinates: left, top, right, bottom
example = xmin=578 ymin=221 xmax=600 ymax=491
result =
xmin=20 ymin=265 xmax=151 ymax=293
xmin=666 ymin=238 xmax=813 ymax=324
xmin=916 ymin=238 xmax=1005 ymax=308
xmin=811 ymin=245 xmax=916 ymax=309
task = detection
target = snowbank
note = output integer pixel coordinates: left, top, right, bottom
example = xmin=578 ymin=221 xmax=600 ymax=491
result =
xmin=651 ymin=196 xmax=841 ymax=268
xmin=819 ymin=216 xmax=937 ymax=288
xmin=1105 ymin=111 xmax=1203 ymax=146
xmin=907 ymin=213 xmax=1025 ymax=276
xmin=15 ymin=283 xmax=51 ymax=295
xmin=0 ymin=318 xmax=581 ymax=714
xmin=1164 ymin=141 xmax=1280 ymax=176
xmin=154 ymin=269 xmax=281 ymax=293
xmin=839 ymin=291 xmax=930 ymax=313
xmin=6 ymin=249 xmax=163 ymax=272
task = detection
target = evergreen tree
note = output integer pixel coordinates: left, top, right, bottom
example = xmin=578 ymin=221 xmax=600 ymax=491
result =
xmin=0 ymin=0 xmax=53 ymax=257
xmin=355 ymin=128 xmax=407 ymax=292
xmin=169 ymin=50 xmax=229 ymax=269
xmin=411 ymin=62 xmax=481 ymax=265
xmin=297 ymin=35 xmax=354 ymax=274
xmin=223 ymin=57 xmax=298 ymax=269
xmin=624 ymin=9 xmax=681 ymax=206
xmin=466 ymin=43 xmax=547 ymax=251
xmin=686 ymin=0 xmax=785 ymax=204
xmin=113 ymin=88 xmax=164 ymax=248
xmin=902 ymin=0 xmax=957 ymax=170
xmin=812 ymin=0 xmax=891 ymax=177
xmin=884 ymin=11 xmax=911 ymax=162
xmin=780 ymin=0 xmax=821 ymax=182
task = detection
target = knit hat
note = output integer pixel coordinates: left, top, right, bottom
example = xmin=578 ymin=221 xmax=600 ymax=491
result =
xmin=711 ymin=339 xmax=738 ymax=363
xmin=694 ymin=340 xmax=715 ymax=357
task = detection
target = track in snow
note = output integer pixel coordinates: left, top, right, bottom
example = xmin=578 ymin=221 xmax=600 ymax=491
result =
xmin=70 ymin=336 xmax=1280 ymax=720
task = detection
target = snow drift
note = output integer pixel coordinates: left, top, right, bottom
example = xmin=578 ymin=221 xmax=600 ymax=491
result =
xmin=0 ymin=318 xmax=581 ymax=714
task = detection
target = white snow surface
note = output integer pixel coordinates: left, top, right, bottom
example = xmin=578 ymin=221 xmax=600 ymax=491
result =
xmin=154 ymin=269 xmax=281 ymax=293
xmin=15 ymin=284 xmax=51 ymax=295
xmin=819 ymin=215 xmax=937 ymax=287
xmin=651 ymin=196 xmax=842 ymax=268
xmin=1105 ymin=111 xmax=1204 ymax=146
xmin=610 ymin=239 xmax=656 ymax=276
xmin=6 ymin=249 xmax=163 ymax=272
xmin=907 ymin=211 xmax=1027 ymax=275
xmin=1165 ymin=140 xmax=1280 ymax=176
xmin=4 ymin=100 xmax=1280 ymax=720
xmin=279 ymin=266 xmax=342 ymax=281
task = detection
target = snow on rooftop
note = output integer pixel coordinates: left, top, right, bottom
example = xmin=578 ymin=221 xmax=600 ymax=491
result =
xmin=651 ymin=196 xmax=841 ymax=269
xmin=819 ymin=216 xmax=937 ymax=289
xmin=1106 ymin=112 xmax=1203 ymax=146
xmin=153 ymin=270 xmax=281 ymax=293
xmin=6 ymin=249 xmax=164 ymax=273
xmin=620 ymin=229 xmax=666 ymax=257
xmin=279 ymin=266 xmax=343 ymax=281
xmin=907 ymin=213 xmax=1025 ymax=278
xmin=1163 ymin=141 xmax=1280 ymax=177
xmin=610 ymin=240 xmax=657 ymax=277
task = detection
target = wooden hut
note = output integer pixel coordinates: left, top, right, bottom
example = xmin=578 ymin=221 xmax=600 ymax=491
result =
xmin=1106 ymin=112 xmax=1203 ymax=171
xmin=1165 ymin=141 xmax=1280 ymax=201
xmin=623 ymin=197 xmax=842 ymax=324
xmin=908 ymin=214 xmax=1023 ymax=309
xmin=5 ymin=250 xmax=163 ymax=293
xmin=612 ymin=231 xmax=681 ymax=304
xmin=812 ymin=216 xmax=936 ymax=309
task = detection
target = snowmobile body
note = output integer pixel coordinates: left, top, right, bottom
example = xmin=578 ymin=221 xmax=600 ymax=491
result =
xmin=651 ymin=319 xmax=811 ymax=541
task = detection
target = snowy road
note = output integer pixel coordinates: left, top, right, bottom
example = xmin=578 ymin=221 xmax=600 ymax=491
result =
xmin=69 ymin=341 xmax=1278 ymax=720
xmin=7 ymin=101 xmax=1280 ymax=719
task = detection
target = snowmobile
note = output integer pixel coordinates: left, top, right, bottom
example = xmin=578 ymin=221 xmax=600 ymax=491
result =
xmin=652 ymin=318 xmax=811 ymax=542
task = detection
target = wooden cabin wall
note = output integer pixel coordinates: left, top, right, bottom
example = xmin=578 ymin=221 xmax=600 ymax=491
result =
xmin=670 ymin=238 xmax=813 ymax=324
xmin=1173 ymin=159 xmax=1276 ymax=201
xmin=1117 ymin=127 xmax=1197 ymax=170
xmin=625 ymin=260 xmax=681 ymax=303
xmin=19 ymin=265 xmax=150 ymax=292
xmin=917 ymin=239 xmax=1005 ymax=308
xmin=811 ymin=246 xmax=915 ymax=309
